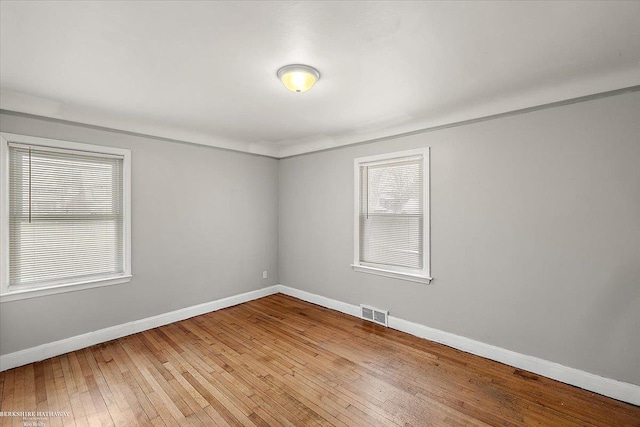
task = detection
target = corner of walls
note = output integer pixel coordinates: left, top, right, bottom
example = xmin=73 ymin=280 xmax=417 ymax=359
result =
xmin=2 ymin=279 xmax=638 ymax=405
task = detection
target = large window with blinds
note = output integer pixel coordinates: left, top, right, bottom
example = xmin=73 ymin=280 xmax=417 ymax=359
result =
xmin=352 ymin=148 xmax=431 ymax=284
xmin=0 ymin=133 xmax=131 ymax=301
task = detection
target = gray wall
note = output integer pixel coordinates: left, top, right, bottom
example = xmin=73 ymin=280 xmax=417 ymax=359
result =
xmin=0 ymin=113 xmax=279 ymax=355
xmin=279 ymin=91 xmax=640 ymax=385
xmin=2 ymin=91 xmax=638 ymax=386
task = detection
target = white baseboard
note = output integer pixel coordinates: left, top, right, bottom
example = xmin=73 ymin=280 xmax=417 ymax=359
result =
xmin=0 ymin=285 xmax=280 ymax=372
xmin=276 ymin=284 xmax=640 ymax=406
xmin=2 ymin=283 xmax=638 ymax=406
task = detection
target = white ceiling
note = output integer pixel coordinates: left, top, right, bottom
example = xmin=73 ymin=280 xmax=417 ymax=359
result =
xmin=1 ymin=1 xmax=639 ymax=158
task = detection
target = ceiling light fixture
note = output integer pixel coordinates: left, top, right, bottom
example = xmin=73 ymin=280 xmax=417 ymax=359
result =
xmin=277 ymin=64 xmax=320 ymax=93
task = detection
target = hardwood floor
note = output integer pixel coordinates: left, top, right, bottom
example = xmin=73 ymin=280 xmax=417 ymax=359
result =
xmin=0 ymin=294 xmax=638 ymax=426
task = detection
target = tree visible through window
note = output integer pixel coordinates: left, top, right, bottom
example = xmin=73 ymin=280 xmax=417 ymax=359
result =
xmin=353 ymin=148 xmax=431 ymax=283
xmin=0 ymin=133 xmax=131 ymax=300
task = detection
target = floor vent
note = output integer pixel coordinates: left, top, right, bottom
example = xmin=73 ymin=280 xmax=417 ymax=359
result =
xmin=360 ymin=304 xmax=389 ymax=327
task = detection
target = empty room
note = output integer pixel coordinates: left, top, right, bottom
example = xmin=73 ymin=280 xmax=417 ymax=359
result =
xmin=0 ymin=1 xmax=639 ymax=426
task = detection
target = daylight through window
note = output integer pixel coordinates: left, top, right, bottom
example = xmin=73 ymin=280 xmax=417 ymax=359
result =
xmin=353 ymin=148 xmax=431 ymax=283
xmin=1 ymin=133 xmax=131 ymax=300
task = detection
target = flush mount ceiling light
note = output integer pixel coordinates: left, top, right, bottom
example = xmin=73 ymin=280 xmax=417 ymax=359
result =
xmin=277 ymin=64 xmax=320 ymax=93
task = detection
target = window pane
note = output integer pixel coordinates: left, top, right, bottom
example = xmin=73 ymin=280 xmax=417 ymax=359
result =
xmin=360 ymin=216 xmax=423 ymax=269
xmin=8 ymin=146 xmax=124 ymax=287
xmin=359 ymin=158 xmax=423 ymax=269
xmin=362 ymin=160 xmax=422 ymax=216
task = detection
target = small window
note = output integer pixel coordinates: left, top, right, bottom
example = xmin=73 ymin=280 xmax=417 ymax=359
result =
xmin=0 ymin=133 xmax=132 ymax=301
xmin=352 ymin=148 xmax=431 ymax=283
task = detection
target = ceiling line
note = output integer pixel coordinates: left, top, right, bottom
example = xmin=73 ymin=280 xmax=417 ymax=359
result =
xmin=279 ymin=85 xmax=640 ymax=160
xmin=0 ymin=109 xmax=280 ymax=160
xmin=2 ymin=84 xmax=639 ymax=160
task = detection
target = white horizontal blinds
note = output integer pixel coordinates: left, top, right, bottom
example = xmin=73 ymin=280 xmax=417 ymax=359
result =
xmin=360 ymin=156 xmax=423 ymax=269
xmin=8 ymin=144 xmax=124 ymax=287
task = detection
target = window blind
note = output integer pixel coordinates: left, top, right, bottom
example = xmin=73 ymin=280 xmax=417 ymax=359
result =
xmin=8 ymin=143 xmax=124 ymax=287
xmin=359 ymin=157 xmax=423 ymax=269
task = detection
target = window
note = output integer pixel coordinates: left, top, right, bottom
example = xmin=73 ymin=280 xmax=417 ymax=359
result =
xmin=0 ymin=133 xmax=131 ymax=301
xmin=352 ymin=148 xmax=431 ymax=283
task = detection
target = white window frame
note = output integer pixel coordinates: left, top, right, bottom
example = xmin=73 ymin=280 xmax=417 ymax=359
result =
xmin=0 ymin=133 xmax=132 ymax=302
xmin=351 ymin=147 xmax=432 ymax=284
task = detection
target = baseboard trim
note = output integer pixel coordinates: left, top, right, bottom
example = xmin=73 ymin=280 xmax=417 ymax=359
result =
xmin=0 ymin=285 xmax=280 ymax=372
xmin=2 ymin=284 xmax=638 ymax=405
xmin=276 ymin=284 xmax=640 ymax=406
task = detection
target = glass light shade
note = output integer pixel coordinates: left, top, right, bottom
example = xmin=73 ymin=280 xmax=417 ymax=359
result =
xmin=277 ymin=64 xmax=320 ymax=93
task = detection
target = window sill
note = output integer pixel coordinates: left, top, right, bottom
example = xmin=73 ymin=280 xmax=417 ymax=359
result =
xmin=0 ymin=275 xmax=132 ymax=303
xmin=351 ymin=264 xmax=432 ymax=284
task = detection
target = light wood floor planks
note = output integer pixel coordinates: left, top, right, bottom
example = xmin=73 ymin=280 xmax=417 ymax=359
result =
xmin=0 ymin=293 xmax=638 ymax=426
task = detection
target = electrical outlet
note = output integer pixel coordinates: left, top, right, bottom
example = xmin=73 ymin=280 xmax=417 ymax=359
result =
xmin=262 ymin=270 xmax=268 ymax=279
